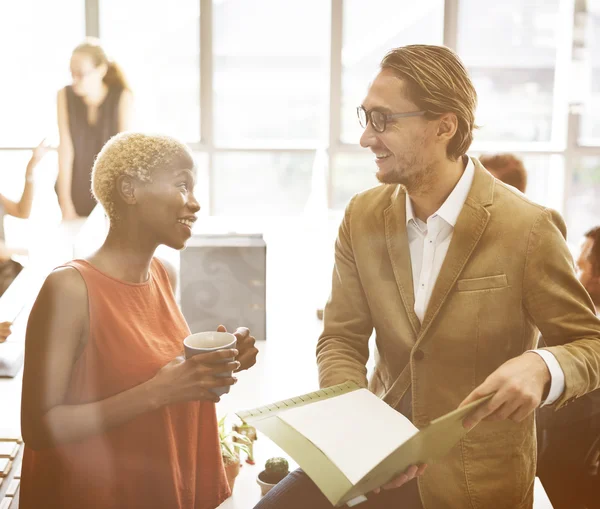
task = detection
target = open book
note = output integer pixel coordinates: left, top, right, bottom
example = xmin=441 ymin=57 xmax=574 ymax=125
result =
xmin=237 ymin=382 xmax=492 ymax=507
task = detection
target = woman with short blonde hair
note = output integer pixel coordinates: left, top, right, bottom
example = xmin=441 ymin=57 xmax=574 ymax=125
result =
xmin=20 ymin=132 xmax=258 ymax=509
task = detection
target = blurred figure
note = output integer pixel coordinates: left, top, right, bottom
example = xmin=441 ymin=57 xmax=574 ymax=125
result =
xmin=0 ymin=139 xmax=50 ymax=304
xmin=0 ymin=139 xmax=49 ymax=342
xmin=56 ymin=38 xmax=133 ymax=220
xmin=479 ymin=153 xmax=527 ymax=193
xmin=537 ymin=226 xmax=600 ymax=509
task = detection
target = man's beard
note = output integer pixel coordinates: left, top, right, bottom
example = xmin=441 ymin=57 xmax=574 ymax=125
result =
xmin=377 ymin=157 xmax=435 ymax=193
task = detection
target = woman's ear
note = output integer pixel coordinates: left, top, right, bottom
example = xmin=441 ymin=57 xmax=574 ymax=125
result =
xmin=116 ymin=175 xmax=138 ymax=206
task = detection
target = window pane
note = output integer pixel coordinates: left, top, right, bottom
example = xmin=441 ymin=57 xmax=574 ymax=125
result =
xmin=566 ymin=157 xmax=600 ymax=245
xmin=579 ymin=8 xmax=600 ymax=145
xmin=331 ymin=152 xmax=379 ymax=210
xmin=457 ymin=0 xmax=560 ymax=143
xmin=0 ymin=1 xmax=84 ymax=146
xmin=212 ymin=152 xmax=315 ymax=215
xmin=213 ymin=0 xmax=330 ymax=145
xmin=341 ymin=0 xmax=445 ymax=144
xmin=520 ymin=155 xmax=565 ymax=211
xmin=100 ymin=0 xmax=200 ymax=142
xmin=191 ymin=152 xmax=210 ymax=217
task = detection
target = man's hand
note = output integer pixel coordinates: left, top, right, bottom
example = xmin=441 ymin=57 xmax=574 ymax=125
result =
xmin=459 ymin=352 xmax=551 ymax=430
xmin=373 ymin=464 xmax=428 ymax=494
xmin=0 ymin=322 xmax=12 ymax=343
xmin=217 ymin=325 xmax=258 ymax=371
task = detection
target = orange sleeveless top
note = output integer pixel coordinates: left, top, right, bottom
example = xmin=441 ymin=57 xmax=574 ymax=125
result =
xmin=20 ymin=259 xmax=230 ymax=509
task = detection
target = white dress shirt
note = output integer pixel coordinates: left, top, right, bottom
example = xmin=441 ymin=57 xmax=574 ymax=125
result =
xmin=405 ymin=157 xmax=564 ymax=406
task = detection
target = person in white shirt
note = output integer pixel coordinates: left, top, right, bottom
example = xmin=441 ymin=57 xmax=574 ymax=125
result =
xmin=255 ymin=45 xmax=600 ymax=509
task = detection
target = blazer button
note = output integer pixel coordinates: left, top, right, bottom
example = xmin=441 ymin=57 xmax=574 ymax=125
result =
xmin=414 ymin=349 xmax=425 ymax=361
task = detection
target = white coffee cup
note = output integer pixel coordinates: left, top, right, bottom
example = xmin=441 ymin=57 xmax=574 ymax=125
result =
xmin=183 ymin=331 xmax=237 ymax=396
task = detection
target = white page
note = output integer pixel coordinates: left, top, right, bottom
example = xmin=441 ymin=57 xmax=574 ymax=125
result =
xmin=279 ymin=389 xmax=418 ymax=485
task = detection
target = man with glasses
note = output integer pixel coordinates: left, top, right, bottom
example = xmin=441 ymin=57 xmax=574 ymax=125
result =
xmin=255 ymin=45 xmax=600 ymax=509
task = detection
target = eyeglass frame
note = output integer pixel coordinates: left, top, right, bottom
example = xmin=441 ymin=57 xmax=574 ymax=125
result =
xmin=357 ymin=105 xmax=427 ymax=133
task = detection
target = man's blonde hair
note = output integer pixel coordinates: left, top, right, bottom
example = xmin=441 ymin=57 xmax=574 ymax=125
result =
xmin=92 ymin=132 xmax=194 ymax=221
xmin=381 ymin=45 xmax=478 ymax=160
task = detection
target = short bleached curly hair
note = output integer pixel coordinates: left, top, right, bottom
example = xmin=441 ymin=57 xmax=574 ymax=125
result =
xmin=92 ymin=132 xmax=194 ymax=221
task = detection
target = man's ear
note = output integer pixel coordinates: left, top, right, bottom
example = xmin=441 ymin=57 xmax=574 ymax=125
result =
xmin=436 ymin=113 xmax=458 ymax=141
xmin=116 ymin=175 xmax=138 ymax=206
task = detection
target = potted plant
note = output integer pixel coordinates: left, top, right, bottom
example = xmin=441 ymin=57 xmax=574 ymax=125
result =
xmin=219 ymin=415 xmax=251 ymax=493
xmin=232 ymin=421 xmax=257 ymax=464
xmin=257 ymin=457 xmax=290 ymax=496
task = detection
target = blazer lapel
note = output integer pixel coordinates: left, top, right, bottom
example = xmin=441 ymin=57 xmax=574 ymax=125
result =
xmin=418 ymin=160 xmax=495 ymax=339
xmin=384 ymin=187 xmax=421 ymax=337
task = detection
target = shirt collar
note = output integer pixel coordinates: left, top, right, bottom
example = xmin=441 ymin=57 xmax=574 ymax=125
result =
xmin=405 ymin=156 xmax=475 ymax=227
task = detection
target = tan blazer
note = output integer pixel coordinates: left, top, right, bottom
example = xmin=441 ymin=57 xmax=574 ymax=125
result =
xmin=317 ymin=158 xmax=600 ymax=509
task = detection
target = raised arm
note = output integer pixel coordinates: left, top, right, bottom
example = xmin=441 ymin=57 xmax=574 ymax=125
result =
xmin=21 ymin=267 xmax=239 ymax=450
xmin=0 ymin=139 xmax=50 ymax=219
xmin=316 ymin=196 xmax=374 ymax=389
xmin=56 ymin=88 xmax=78 ymax=220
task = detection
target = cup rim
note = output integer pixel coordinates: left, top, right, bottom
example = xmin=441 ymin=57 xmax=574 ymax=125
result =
xmin=184 ymin=331 xmax=237 ymax=351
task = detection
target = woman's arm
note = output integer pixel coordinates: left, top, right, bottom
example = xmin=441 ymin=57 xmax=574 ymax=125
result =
xmin=56 ymin=89 xmax=78 ymax=220
xmin=118 ymin=89 xmax=134 ymax=132
xmin=21 ymin=267 xmax=238 ymax=450
xmin=1 ymin=139 xmax=50 ymax=219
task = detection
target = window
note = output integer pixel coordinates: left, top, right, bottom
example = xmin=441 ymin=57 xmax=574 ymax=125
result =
xmin=100 ymin=0 xmax=201 ymax=142
xmin=212 ymin=152 xmax=315 ymax=215
xmin=578 ymin=6 xmax=600 ymax=145
xmin=566 ymin=157 xmax=600 ymax=244
xmin=213 ymin=0 xmax=330 ymax=145
xmin=340 ymin=0 xmax=445 ymax=144
xmin=0 ymin=0 xmax=84 ymax=146
xmin=191 ymin=151 xmax=210 ymax=216
xmin=331 ymin=152 xmax=380 ymax=210
xmin=457 ymin=0 xmax=561 ymax=143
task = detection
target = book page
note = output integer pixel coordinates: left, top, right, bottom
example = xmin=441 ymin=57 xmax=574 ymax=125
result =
xmin=279 ymin=388 xmax=418 ymax=485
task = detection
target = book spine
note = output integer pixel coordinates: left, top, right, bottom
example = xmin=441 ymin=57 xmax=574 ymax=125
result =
xmin=237 ymin=381 xmax=359 ymax=422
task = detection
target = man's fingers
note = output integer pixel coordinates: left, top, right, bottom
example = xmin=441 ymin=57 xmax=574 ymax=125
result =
xmin=508 ymin=405 xmax=533 ymax=423
xmin=462 ymin=391 xmax=504 ymax=429
xmin=405 ymin=465 xmax=419 ymax=480
xmin=485 ymin=399 xmax=521 ymax=422
xmin=374 ymin=463 xmax=428 ymax=495
xmin=381 ymin=474 xmax=408 ymax=490
xmin=459 ymin=381 xmax=494 ymax=408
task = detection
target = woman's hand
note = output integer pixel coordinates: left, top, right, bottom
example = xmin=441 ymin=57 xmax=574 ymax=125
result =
xmin=217 ymin=325 xmax=258 ymax=371
xmin=150 ymin=349 xmax=240 ymax=406
xmin=30 ymin=138 xmax=51 ymax=165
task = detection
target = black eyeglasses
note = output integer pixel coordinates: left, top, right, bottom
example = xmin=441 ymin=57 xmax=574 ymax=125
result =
xmin=357 ymin=106 xmax=426 ymax=133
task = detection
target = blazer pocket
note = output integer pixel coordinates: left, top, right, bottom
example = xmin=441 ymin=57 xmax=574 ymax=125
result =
xmin=456 ymin=274 xmax=508 ymax=292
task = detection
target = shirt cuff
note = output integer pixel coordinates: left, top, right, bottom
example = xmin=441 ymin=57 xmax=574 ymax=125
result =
xmin=528 ymin=349 xmax=565 ymax=406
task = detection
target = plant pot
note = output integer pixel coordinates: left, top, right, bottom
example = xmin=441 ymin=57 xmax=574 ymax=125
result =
xmin=224 ymin=457 xmax=241 ymax=492
xmin=257 ymin=470 xmax=285 ymax=497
